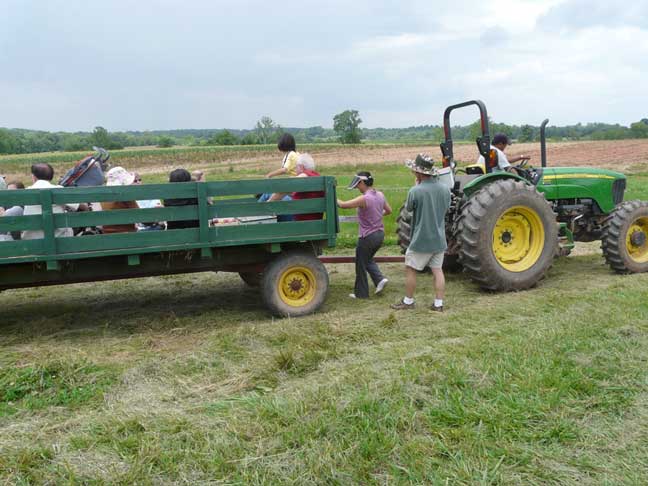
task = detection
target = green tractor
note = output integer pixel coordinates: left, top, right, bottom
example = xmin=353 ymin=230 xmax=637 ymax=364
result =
xmin=396 ymin=100 xmax=648 ymax=290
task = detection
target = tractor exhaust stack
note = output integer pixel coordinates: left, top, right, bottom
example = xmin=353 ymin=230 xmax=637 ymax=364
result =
xmin=540 ymin=118 xmax=549 ymax=167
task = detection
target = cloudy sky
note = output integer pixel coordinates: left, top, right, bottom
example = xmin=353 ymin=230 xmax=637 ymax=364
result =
xmin=1 ymin=0 xmax=646 ymax=131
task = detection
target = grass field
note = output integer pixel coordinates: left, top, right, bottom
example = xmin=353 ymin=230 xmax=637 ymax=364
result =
xmin=2 ymin=145 xmax=648 ymax=484
xmin=1 ymin=255 xmax=647 ymax=484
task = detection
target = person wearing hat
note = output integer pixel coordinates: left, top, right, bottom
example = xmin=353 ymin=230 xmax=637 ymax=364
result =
xmin=476 ymin=133 xmax=531 ymax=172
xmin=391 ymin=154 xmax=451 ymax=312
xmin=101 ymin=166 xmax=140 ymax=234
xmin=337 ymin=171 xmax=392 ymax=299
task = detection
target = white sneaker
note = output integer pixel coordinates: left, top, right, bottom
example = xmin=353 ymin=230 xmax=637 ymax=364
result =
xmin=375 ymin=278 xmax=389 ymax=294
xmin=349 ymin=293 xmax=356 ymax=299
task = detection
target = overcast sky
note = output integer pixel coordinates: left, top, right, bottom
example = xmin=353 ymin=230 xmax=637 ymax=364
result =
xmin=1 ymin=0 xmax=646 ymax=131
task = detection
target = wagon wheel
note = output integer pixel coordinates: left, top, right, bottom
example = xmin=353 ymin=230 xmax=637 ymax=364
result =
xmin=261 ymin=251 xmax=329 ymax=317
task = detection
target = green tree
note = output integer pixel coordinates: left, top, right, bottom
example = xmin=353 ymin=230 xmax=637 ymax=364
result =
xmin=519 ymin=124 xmax=534 ymax=142
xmin=157 ymin=135 xmax=175 ymax=148
xmin=240 ymin=132 xmax=259 ymax=145
xmin=255 ymin=116 xmax=280 ymax=145
xmin=90 ymin=126 xmax=123 ymax=150
xmin=333 ymin=110 xmax=362 ymax=144
xmin=209 ymin=130 xmax=239 ymax=146
xmin=90 ymin=126 xmax=111 ymax=148
xmin=630 ymin=119 xmax=648 ymax=138
xmin=0 ymin=128 xmax=20 ymax=154
xmin=61 ymin=133 xmax=89 ymax=151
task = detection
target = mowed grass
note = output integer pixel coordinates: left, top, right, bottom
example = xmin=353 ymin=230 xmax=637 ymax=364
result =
xmin=2 ymin=149 xmax=648 ymax=483
xmin=1 ymin=255 xmax=647 ymax=484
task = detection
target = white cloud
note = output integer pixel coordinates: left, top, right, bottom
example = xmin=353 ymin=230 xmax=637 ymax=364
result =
xmin=0 ymin=0 xmax=646 ymax=130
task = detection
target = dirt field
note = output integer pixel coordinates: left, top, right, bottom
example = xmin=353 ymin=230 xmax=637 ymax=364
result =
xmin=2 ymin=140 xmax=648 ymax=181
xmin=306 ymin=140 xmax=648 ymax=172
xmin=165 ymin=139 xmax=648 ymax=176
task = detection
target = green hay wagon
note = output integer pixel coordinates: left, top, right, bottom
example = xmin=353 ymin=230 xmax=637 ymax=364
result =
xmin=0 ymin=177 xmax=338 ymax=316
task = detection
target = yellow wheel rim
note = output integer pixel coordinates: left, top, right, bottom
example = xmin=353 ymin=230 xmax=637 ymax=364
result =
xmin=278 ymin=266 xmax=316 ymax=307
xmin=492 ymin=206 xmax=545 ymax=272
xmin=626 ymin=216 xmax=648 ymax=263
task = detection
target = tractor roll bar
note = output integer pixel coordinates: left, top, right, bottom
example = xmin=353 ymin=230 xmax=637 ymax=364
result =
xmin=540 ymin=118 xmax=549 ymax=168
xmin=439 ymin=99 xmax=491 ymax=172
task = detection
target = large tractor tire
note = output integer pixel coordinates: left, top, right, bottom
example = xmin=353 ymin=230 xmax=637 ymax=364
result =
xmin=261 ymin=251 xmax=329 ymax=317
xmin=395 ymin=204 xmax=462 ymax=272
xmin=601 ymin=200 xmax=648 ymax=274
xmin=456 ymin=179 xmax=558 ymax=291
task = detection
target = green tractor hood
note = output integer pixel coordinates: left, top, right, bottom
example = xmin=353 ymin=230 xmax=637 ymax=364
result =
xmin=539 ymin=167 xmax=626 ymax=213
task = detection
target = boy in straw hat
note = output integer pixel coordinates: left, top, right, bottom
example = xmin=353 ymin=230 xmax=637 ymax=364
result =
xmin=391 ymin=153 xmax=451 ymax=312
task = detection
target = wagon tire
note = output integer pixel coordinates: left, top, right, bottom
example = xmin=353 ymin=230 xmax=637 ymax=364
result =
xmin=261 ymin=251 xmax=329 ymax=317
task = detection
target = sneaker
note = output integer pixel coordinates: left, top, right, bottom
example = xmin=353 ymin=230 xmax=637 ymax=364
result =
xmin=375 ymin=278 xmax=389 ymax=294
xmin=349 ymin=293 xmax=356 ymax=299
xmin=390 ymin=299 xmax=415 ymax=310
xmin=430 ymin=305 xmax=444 ymax=312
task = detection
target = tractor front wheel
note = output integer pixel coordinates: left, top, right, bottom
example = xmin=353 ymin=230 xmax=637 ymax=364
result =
xmin=601 ymin=200 xmax=648 ymax=273
xmin=261 ymin=251 xmax=329 ymax=317
xmin=457 ymin=179 xmax=557 ymax=291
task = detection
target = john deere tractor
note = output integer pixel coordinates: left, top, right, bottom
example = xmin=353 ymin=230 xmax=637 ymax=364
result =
xmin=396 ymin=100 xmax=648 ymax=290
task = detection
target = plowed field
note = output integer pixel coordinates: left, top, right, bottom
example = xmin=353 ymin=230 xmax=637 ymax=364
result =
xmin=304 ymin=139 xmax=648 ymax=172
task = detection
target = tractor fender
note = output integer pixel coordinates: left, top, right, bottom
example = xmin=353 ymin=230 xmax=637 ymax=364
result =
xmin=462 ymin=172 xmax=529 ymax=198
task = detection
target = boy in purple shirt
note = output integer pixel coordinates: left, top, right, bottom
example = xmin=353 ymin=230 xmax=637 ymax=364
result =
xmin=338 ymin=171 xmax=392 ymax=299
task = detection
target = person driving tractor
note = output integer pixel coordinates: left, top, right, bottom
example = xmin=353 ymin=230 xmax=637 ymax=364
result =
xmin=477 ymin=133 xmax=531 ymax=172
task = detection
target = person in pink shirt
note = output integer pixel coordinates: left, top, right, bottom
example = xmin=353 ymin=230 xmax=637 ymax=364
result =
xmin=338 ymin=171 xmax=392 ymax=299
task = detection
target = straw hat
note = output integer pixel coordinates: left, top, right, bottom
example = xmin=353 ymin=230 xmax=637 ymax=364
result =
xmin=405 ymin=153 xmax=436 ymax=176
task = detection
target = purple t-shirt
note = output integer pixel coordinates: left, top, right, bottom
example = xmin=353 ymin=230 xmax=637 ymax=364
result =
xmin=358 ymin=189 xmax=385 ymax=238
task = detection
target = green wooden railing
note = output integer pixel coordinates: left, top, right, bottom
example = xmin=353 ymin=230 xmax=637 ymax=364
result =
xmin=0 ymin=177 xmax=338 ymax=267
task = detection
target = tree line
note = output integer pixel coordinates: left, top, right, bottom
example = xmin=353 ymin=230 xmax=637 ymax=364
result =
xmin=1 ymin=111 xmax=647 ymax=155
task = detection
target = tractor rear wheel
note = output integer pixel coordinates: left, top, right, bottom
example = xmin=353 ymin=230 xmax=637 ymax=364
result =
xmin=395 ymin=204 xmax=462 ymax=272
xmin=601 ymin=200 xmax=648 ymax=273
xmin=261 ymin=251 xmax=329 ymax=317
xmin=457 ymin=179 xmax=557 ymax=291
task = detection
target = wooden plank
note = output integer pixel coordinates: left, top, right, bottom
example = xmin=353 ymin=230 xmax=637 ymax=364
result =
xmin=209 ymin=198 xmax=326 ymax=218
xmin=0 ymin=239 xmax=44 ymax=259
xmin=0 ymin=215 xmax=42 ymax=233
xmin=39 ymin=190 xmax=58 ymax=269
xmin=197 ymin=183 xmax=209 ymax=244
xmin=52 ymin=183 xmax=198 ymax=204
xmin=54 ymin=206 xmax=197 ymax=228
xmin=205 ymin=177 xmax=326 ymax=197
xmin=209 ymin=220 xmax=327 ymax=244
xmin=1 ymin=178 xmax=333 ymax=208
xmin=0 ymin=191 xmax=42 ymax=207
xmin=56 ymin=228 xmax=202 ymax=253
xmin=325 ymin=177 xmax=338 ymax=247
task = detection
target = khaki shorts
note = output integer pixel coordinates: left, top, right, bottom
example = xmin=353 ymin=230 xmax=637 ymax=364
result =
xmin=405 ymin=249 xmax=444 ymax=271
